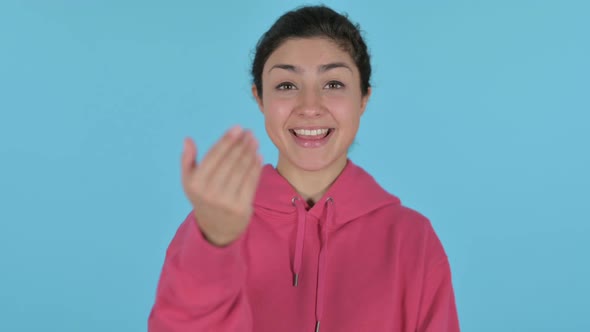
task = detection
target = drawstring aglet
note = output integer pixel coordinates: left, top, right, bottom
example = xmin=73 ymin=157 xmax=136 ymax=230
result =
xmin=293 ymin=273 xmax=299 ymax=287
xmin=315 ymin=320 xmax=321 ymax=332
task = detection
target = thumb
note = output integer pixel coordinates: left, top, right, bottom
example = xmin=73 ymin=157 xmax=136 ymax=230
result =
xmin=181 ymin=137 xmax=198 ymax=180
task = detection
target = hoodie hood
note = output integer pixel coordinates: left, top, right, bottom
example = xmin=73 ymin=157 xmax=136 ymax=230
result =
xmin=254 ymin=159 xmax=401 ymax=228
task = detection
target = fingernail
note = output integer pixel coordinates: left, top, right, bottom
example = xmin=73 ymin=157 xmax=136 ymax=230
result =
xmin=229 ymin=125 xmax=242 ymax=137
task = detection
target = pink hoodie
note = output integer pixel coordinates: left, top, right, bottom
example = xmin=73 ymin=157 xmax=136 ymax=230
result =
xmin=149 ymin=160 xmax=460 ymax=331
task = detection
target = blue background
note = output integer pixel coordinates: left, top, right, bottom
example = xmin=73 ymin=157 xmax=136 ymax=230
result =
xmin=1 ymin=0 xmax=588 ymax=331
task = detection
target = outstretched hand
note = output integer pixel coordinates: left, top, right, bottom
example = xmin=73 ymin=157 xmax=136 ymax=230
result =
xmin=181 ymin=126 xmax=263 ymax=246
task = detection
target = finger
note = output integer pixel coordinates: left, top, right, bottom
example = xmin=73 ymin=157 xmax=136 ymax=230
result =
xmin=225 ymin=135 xmax=259 ymax=197
xmin=180 ymin=137 xmax=198 ymax=182
xmin=208 ymin=130 xmax=253 ymax=192
xmin=197 ymin=126 xmax=243 ymax=182
xmin=236 ymin=152 xmax=263 ymax=205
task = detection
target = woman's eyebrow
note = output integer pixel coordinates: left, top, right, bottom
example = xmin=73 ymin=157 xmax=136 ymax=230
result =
xmin=319 ymin=62 xmax=352 ymax=73
xmin=268 ymin=62 xmax=353 ymax=74
xmin=269 ymin=64 xmax=300 ymax=74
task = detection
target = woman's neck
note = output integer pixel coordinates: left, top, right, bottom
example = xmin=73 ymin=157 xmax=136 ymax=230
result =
xmin=276 ymin=156 xmax=348 ymax=207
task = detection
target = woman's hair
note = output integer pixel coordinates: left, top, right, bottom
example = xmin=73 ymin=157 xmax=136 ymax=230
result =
xmin=251 ymin=5 xmax=371 ymax=99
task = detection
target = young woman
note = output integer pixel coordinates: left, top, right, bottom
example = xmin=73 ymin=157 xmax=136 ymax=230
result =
xmin=149 ymin=5 xmax=460 ymax=332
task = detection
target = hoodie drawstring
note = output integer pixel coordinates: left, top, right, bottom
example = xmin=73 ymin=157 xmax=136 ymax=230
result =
xmin=291 ymin=196 xmax=334 ymax=332
xmin=292 ymin=197 xmax=307 ymax=287
xmin=315 ymin=197 xmax=333 ymax=332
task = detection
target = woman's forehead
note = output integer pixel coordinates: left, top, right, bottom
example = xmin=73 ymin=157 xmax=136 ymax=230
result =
xmin=264 ymin=38 xmax=356 ymax=73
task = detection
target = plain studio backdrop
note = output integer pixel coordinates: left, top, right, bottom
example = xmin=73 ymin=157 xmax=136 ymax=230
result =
xmin=0 ymin=0 xmax=588 ymax=331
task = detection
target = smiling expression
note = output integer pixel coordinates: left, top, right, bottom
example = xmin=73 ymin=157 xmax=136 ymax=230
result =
xmin=253 ymin=37 xmax=371 ymax=173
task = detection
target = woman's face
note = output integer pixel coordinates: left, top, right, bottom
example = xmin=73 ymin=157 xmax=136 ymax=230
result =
xmin=253 ymin=37 xmax=370 ymax=173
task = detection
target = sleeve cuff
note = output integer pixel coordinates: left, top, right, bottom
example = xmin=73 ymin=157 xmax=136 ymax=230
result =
xmin=178 ymin=212 xmax=246 ymax=283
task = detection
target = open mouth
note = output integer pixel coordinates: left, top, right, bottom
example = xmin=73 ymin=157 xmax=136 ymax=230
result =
xmin=288 ymin=128 xmax=335 ymax=148
xmin=289 ymin=128 xmax=334 ymax=139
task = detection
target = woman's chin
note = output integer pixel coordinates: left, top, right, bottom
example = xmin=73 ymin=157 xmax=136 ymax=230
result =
xmin=279 ymin=153 xmax=346 ymax=173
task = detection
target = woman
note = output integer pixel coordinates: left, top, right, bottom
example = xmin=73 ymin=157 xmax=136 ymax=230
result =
xmin=149 ymin=5 xmax=460 ymax=332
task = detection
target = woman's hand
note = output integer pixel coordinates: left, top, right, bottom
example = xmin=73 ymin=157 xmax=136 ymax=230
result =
xmin=181 ymin=126 xmax=263 ymax=246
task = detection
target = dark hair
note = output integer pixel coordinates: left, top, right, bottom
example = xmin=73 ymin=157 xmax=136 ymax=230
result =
xmin=251 ymin=5 xmax=371 ymax=99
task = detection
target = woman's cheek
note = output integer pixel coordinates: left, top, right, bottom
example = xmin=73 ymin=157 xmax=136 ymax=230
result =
xmin=324 ymin=97 xmax=352 ymax=116
xmin=267 ymin=97 xmax=295 ymax=115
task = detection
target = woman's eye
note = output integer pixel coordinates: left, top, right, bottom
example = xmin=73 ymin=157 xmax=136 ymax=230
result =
xmin=277 ymin=82 xmax=296 ymax=90
xmin=325 ymin=81 xmax=344 ymax=89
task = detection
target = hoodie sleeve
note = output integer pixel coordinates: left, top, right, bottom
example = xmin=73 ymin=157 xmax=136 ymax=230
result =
xmin=148 ymin=212 xmax=253 ymax=332
xmin=416 ymin=222 xmax=461 ymax=332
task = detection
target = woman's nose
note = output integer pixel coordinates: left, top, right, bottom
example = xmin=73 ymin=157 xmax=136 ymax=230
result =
xmin=296 ymin=89 xmax=324 ymax=117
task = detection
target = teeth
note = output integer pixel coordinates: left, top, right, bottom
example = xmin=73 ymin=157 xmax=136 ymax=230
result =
xmin=293 ymin=128 xmax=329 ymax=136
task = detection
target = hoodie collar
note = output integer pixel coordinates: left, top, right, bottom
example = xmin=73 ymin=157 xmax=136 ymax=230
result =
xmin=254 ymin=159 xmax=401 ymax=226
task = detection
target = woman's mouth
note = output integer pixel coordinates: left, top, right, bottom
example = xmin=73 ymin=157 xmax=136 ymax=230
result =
xmin=288 ymin=128 xmax=335 ymax=148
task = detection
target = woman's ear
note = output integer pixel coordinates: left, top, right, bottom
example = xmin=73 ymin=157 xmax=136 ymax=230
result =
xmin=360 ymin=87 xmax=372 ymax=115
xmin=252 ymin=84 xmax=263 ymax=113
